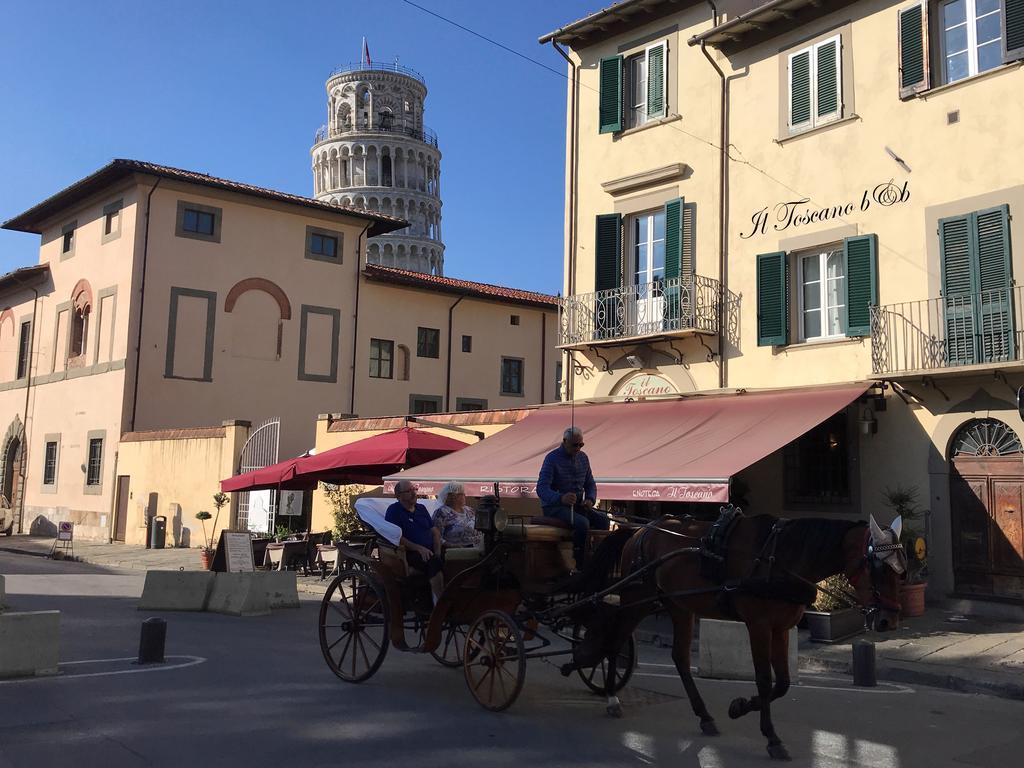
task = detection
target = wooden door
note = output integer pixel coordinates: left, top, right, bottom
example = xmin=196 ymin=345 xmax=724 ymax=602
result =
xmin=990 ymin=479 xmax=1024 ymax=597
xmin=951 ymin=469 xmax=992 ymax=594
xmin=114 ymin=476 xmax=130 ymax=542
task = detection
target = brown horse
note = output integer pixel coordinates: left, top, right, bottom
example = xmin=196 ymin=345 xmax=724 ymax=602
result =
xmin=570 ymin=511 xmax=906 ymax=761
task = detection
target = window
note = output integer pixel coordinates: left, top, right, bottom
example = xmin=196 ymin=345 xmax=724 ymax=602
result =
xmin=501 ymin=357 xmax=524 ymax=396
xmin=60 ymin=220 xmax=76 ymax=258
xmin=43 ymin=441 xmax=58 ymax=486
xmin=104 ymin=210 xmax=117 ymax=235
xmin=417 ymin=327 xmax=440 ymax=358
xmin=798 ymin=248 xmax=845 ymax=341
xmin=632 ymin=210 xmax=667 ymax=288
xmin=784 ymin=413 xmax=851 ymax=505
xmin=311 ymin=233 xmax=336 ymax=259
xmin=756 ymin=235 xmax=877 ymax=346
xmin=461 ymin=335 xmax=472 ymax=353
xmin=787 ymin=35 xmax=842 ymax=132
xmin=456 ymin=398 xmax=487 ymax=411
xmin=899 ymin=1 xmax=1024 ymax=97
xmin=940 ymin=0 xmax=1003 ymax=82
xmin=70 ymin=306 xmax=89 ymax=358
xmin=175 ymin=201 xmax=222 ymax=243
xmin=62 ymin=230 xmax=74 ymax=253
xmin=102 ymin=198 xmax=124 ymax=243
xmin=599 ymin=41 xmax=666 ymax=134
xmin=370 ymin=338 xmax=394 ymax=378
xmin=510 ymin=315 xmax=521 ymax=326
xmin=16 ymin=321 xmax=30 ymax=379
xmin=183 ymin=208 xmax=215 ymax=236
xmin=86 ymin=438 xmax=103 ymax=486
xmin=410 ymin=395 xmax=441 ymax=414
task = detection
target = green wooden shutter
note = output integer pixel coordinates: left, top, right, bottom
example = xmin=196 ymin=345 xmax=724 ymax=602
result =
xmin=757 ymin=251 xmax=789 ymax=346
xmin=940 ymin=213 xmax=978 ymax=365
xmin=664 ymin=198 xmax=683 ymax=329
xmin=1004 ymin=0 xmax=1024 ymax=62
xmin=815 ymin=38 xmax=840 ymax=119
xmin=595 ymin=214 xmax=622 ymax=339
xmin=974 ymin=205 xmax=1015 ymax=361
xmin=789 ymin=50 xmax=812 ymax=128
xmin=599 ymin=56 xmax=623 ymax=134
xmin=899 ymin=3 xmax=930 ymax=98
xmin=843 ymin=234 xmax=878 ymax=337
xmin=646 ymin=43 xmax=666 ymax=119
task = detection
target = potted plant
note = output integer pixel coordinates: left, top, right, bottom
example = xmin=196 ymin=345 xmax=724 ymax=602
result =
xmin=804 ymin=573 xmax=865 ymax=643
xmin=195 ymin=492 xmax=229 ymax=570
xmin=882 ymin=485 xmax=928 ymax=617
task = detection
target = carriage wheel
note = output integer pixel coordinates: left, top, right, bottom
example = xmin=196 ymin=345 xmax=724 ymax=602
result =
xmin=319 ymin=569 xmax=389 ymax=683
xmin=572 ymin=625 xmax=636 ymax=695
xmin=431 ymin=620 xmax=468 ymax=668
xmin=464 ymin=610 xmax=526 ymax=712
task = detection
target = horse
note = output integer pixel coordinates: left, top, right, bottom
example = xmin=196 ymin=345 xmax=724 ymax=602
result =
xmin=568 ymin=510 xmax=907 ymax=761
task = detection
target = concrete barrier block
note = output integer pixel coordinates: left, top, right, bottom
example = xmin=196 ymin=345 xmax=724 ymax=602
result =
xmin=138 ymin=571 xmax=215 ymax=612
xmin=697 ymin=619 xmax=798 ymax=681
xmin=0 ymin=574 xmax=8 ymax=611
xmin=206 ymin=573 xmax=271 ymax=617
xmin=260 ymin=571 xmax=299 ymax=609
xmin=0 ymin=610 xmax=60 ymax=679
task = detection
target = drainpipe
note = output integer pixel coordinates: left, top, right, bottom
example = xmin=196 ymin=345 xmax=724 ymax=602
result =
xmin=540 ymin=312 xmax=547 ymax=402
xmin=444 ymin=295 xmax=465 ymax=411
xmin=700 ymin=23 xmax=729 ymax=389
xmin=130 ymin=177 xmax=162 ymax=431
xmin=552 ymin=41 xmax=579 ymax=402
xmin=349 ymin=222 xmax=372 ymax=415
xmin=11 ymin=276 xmax=39 ymax=534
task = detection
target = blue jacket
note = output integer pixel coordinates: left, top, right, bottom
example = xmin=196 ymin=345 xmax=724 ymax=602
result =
xmin=536 ymin=445 xmax=597 ymax=509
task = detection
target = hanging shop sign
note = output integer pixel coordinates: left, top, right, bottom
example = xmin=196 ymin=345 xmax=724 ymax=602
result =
xmin=614 ymin=373 xmax=680 ymax=399
xmin=740 ymin=179 xmax=911 ymax=240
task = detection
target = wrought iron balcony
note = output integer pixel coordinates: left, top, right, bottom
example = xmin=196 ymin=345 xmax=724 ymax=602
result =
xmin=314 ymin=121 xmax=438 ymax=148
xmin=558 ymin=275 xmax=721 ymax=348
xmin=871 ymin=287 xmax=1024 ymax=375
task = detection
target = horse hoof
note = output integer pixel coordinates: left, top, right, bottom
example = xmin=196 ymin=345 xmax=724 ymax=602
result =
xmin=607 ymin=703 xmax=623 ymax=718
xmin=700 ymin=719 xmax=720 ymax=736
xmin=767 ymin=744 xmax=791 ymax=761
xmin=559 ymin=664 xmax=575 ymax=677
xmin=728 ymin=698 xmax=748 ymax=720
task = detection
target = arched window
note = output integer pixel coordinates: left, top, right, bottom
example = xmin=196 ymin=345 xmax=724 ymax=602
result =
xmin=951 ymin=419 xmax=1023 ymax=457
xmin=69 ymin=280 xmax=93 ymax=361
xmin=381 ymin=155 xmax=393 ymax=187
xmin=396 ymin=344 xmax=411 ymax=381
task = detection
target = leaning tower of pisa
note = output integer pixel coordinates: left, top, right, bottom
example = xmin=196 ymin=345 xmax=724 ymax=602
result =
xmin=311 ymin=61 xmax=444 ymax=276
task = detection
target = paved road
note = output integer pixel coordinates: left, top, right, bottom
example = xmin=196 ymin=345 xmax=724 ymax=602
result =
xmin=2 ymin=552 xmax=1022 ymax=767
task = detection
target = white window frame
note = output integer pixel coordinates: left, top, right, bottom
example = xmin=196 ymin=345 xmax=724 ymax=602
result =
xmin=629 ymin=209 xmax=667 ymax=288
xmin=787 ymin=34 xmax=843 ymax=132
xmin=939 ymin=0 xmax=1003 ymax=83
xmin=624 ymin=51 xmax=648 ymax=129
xmin=797 ymin=247 xmax=846 ymax=342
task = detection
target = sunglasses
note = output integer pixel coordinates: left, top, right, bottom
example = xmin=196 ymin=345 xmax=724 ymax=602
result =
xmin=569 ymin=441 xmax=585 ymax=448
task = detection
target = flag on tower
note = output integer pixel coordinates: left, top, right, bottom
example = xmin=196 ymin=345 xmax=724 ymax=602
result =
xmin=362 ymin=37 xmax=372 ymax=67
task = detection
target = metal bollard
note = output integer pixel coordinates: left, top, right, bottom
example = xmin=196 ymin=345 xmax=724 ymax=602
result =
xmin=852 ymin=639 xmax=876 ymax=687
xmin=137 ymin=617 xmax=167 ymax=664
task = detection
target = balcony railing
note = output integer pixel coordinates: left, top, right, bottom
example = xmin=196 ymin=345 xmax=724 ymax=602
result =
xmin=558 ymin=275 xmax=721 ymax=347
xmin=329 ymin=62 xmax=426 ymax=84
xmin=314 ymin=121 xmax=438 ymax=148
xmin=871 ymin=287 xmax=1023 ymax=375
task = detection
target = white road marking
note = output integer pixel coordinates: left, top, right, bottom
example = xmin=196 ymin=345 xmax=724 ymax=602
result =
xmin=0 ymin=655 xmax=206 ymax=684
xmin=633 ymin=665 xmax=914 ymax=694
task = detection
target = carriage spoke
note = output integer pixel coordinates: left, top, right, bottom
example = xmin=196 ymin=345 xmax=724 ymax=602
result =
xmin=355 ymin=631 xmax=372 ymax=671
xmin=334 ymin=630 xmax=354 ymax=669
xmin=362 ymin=629 xmax=383 ymax=653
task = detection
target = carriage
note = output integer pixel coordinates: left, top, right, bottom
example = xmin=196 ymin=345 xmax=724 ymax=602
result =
xmin=316 ymin=490 xmax=637 ymax=711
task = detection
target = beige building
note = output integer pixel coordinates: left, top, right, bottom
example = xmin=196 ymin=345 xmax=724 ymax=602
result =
xmin=0 ymin=159 xmax=556 ymax=546
xmin=542 ymin=0 xmax=1024 ymax=614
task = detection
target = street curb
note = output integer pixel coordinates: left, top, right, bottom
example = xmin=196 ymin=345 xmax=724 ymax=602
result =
xmin=0 ymin=546 xmax=56 ymax=560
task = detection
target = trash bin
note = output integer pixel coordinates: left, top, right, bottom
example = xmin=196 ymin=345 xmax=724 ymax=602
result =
xmin=150 ymin=515 xmax=166 ymax=549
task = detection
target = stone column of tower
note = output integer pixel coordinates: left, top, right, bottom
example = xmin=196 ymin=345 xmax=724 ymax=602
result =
xmin=311 ymin=61 xmax=444 ymax=276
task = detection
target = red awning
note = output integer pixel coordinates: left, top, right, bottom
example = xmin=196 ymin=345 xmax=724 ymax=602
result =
xmin=384 ymin=384 xmax=869 ymax=502
xmin=220 ymin=427 xmax=470 ymax=493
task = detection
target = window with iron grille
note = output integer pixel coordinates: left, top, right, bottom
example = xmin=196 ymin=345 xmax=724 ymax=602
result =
xmin=500 ymin=357 xmax=524 ymax=396
xmin=783 ymin=413 xmax=850 ymax=504
xmin=43 ymin=442 xmax=58 ymax=486
xmin=370 ymin=338 xmax=394 ymax=378
xmin=86 ymin=438 xmax=103 ymax=486
xmin=417 ymin=327 xmax=440 ymax=358
xmin=16 ymin=321 xmax=30 ymax=379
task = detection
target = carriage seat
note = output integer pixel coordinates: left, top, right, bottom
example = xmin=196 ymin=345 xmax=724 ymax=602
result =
xmin=353 ymin=497 xmax=443 ymax=578
xmin=529 ymin=515 xmax=572 ymax=530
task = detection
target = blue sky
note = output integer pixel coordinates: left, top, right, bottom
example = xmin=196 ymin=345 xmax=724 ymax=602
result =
xmin=0 ymin=0 xmax=599 ymax=293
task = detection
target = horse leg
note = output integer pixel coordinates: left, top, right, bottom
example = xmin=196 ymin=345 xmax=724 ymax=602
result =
xmin=665 ymin=607 xmax=718 ymax=735
xmin=736 ymin=622 xmax=788 ymax=760
xmin=768 ymin=627 xmax=792 ymax=705
xmin=605 ymin=649 xmax=622 ymax=718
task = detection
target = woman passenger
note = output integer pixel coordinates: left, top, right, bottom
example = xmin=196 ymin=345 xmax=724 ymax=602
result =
xmin=433 ymin=481 xmax=482 ymax=550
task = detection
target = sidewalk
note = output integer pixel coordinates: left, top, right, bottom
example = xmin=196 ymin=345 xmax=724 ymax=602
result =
xmin=3 ymin=534 xmax=1022 ymax=700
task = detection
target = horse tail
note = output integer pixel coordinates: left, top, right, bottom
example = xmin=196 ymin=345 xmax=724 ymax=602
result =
xmin=574 ymin=526 xmax=637 ymax=596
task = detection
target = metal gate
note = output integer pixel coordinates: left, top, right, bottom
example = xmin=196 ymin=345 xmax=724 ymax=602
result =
xmin=236 ymin=417 xmax=280 ymax=534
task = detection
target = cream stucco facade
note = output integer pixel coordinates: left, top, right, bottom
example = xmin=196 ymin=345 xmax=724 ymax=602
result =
xmin=0 ymin=160 xmax=556 ymax=546
xmin=546 ymin=0 xmax=1024 ymax=613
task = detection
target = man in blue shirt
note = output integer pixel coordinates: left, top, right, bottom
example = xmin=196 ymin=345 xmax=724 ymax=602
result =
xmin=536 ymin=426 xmax=608 ymax=569
xmin=385 ymin=479 xmax=444 ymax=602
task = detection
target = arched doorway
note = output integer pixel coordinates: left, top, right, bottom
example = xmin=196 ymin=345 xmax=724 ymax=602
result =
xmin=1 ymin=436 xmax=22 ymax=535
xmin=949 ymin=418 xmax=1024 ymax=600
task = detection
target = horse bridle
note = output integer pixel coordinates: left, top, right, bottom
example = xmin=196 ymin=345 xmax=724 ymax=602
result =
xmin=845 ymin=527 xmax=904 ymax=617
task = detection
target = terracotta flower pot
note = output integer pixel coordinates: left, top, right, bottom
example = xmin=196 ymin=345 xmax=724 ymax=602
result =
xmin=900 ymin=582 xmax=927 ymax=617
xmin=200 ymin=549 xmax=214 ymax=570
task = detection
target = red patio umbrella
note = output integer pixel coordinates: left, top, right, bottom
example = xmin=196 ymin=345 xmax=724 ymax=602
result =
xmin=219 ymin=427 xmax=469 ymax=492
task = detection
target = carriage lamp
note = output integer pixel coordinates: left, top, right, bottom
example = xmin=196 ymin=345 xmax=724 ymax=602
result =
xmin=859 ymin=406 xmax=878 ymax=437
